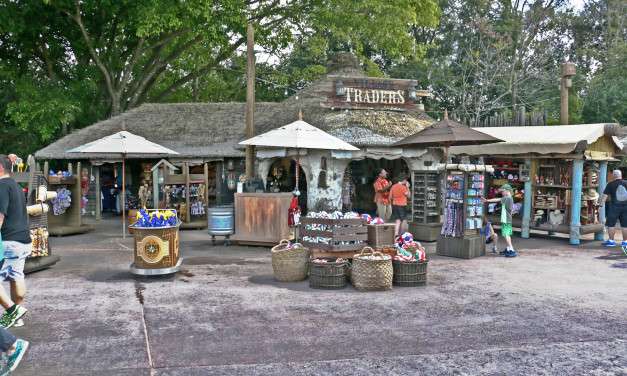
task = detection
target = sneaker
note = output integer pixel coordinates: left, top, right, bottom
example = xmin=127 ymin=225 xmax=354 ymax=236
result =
xmin=13 ymin=319 xmax=24 ymax=328
xmin=0 ymin=306 xmax=27 ymax=329
xmin=505 ymin=250 xmax=518 ymax=257
xmin=602 ymin=240 xmax=616 ymax=247
xmin=499 ymin=249 xmax=508 ymax=256
xmin=7 ymin=339 xmax=28 ymax=372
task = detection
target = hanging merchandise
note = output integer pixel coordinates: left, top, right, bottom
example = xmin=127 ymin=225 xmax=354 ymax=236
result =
xmin=51 ymin=188 xmax=72 ymax=215
xmin=190 ymin=201 xmax=206 ymax=216
xmin=30 ymin=227 xmax=49 ymax=257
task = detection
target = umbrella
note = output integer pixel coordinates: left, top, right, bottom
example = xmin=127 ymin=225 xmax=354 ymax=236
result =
xmin=239 ymin=117 xmax=358 ymax=190
xmin=393 ymin=110 xmax=502 ymax=161
xmin=67 ymin=131 xmax=179 ymax=238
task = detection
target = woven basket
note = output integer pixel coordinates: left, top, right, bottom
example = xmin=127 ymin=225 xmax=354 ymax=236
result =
xmin=392 ymin=260 xmax=428 ymax=286
xmin=309 ymin=258 xmax=348 ymax=289
xmin=271 ymin=239 xmax=310 ymax=282
xmin=351 ymin=247 xmax=393 ymax=291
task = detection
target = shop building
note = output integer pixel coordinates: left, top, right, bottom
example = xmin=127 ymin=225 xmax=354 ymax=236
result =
xmin=451 ymin=123 xmax=623 ymax=245
xmin=35 ymin=53 xmax=437 ymax=224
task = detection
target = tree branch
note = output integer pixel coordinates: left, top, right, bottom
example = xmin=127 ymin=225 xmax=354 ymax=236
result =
xmin=153 ymin=37 xmax=246 ymax=102
xmin=64 ymin=1 xmax=117 ymax=111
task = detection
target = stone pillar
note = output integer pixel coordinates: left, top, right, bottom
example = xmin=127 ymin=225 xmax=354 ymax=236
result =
xmin=595 ymin=161 xmax=608 ymax=241
xmin=569 ymin=159 xmax=584 ymax=245
xmin=521 ymin=159 xmax=532 ymax=238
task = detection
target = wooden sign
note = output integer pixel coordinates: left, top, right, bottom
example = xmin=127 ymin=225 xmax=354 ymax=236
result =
xmin=324 ymin=77 xmax=429 ymax=111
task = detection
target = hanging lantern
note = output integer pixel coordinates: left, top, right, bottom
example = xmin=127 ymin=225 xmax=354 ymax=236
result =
xmin=335 ymin=80 xmax=346 ymax=96
xmin=226 ymin=172 xmax=237 ymax=190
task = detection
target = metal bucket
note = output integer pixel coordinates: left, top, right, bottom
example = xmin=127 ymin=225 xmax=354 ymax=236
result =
xmin=208 ymin=205 xmax=234 ymax=235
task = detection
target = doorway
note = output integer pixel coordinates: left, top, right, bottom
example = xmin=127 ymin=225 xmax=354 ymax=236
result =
xmin=344 ymin=158 xmax=409 ymax=215
xmin=266 ymin=158 xmax=308 ymax=213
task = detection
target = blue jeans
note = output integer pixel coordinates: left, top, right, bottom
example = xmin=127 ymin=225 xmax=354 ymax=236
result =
xmin=0 ymin=328 xmax=15 ymax=353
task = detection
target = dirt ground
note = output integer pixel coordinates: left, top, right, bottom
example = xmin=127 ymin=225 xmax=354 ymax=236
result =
xmin=9 ymin=218 xmax=627 ymax=375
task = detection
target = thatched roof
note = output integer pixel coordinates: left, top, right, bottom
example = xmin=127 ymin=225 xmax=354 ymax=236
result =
xmin=36 ymin=55 xmax=434 ymax=160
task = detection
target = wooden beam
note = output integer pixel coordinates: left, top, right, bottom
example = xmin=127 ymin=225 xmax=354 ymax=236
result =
xmin=245 ymin=23 xmax=255 ymax=178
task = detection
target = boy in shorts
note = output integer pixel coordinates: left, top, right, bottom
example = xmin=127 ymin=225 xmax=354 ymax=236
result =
xmin=482 ymin=184 xmax=517 ymax=257
xmin=390 ymin=175 xmax=411 ymax=236
xmin=0 ymin=155 xmax=30 ymax=328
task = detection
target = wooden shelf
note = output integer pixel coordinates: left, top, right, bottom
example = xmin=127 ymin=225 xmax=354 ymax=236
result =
xmin=536 ymin=184 xmax=569 ymax=189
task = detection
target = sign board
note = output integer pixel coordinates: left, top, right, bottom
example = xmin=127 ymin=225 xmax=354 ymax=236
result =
xmin=324 ymin=77 xmax=429 ymax=111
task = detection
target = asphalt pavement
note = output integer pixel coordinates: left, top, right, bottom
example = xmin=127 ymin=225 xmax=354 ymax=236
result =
xmin=9 ymin=218 xmax=627 ymax=375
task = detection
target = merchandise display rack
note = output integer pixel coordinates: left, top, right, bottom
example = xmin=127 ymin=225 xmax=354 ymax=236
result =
xmin=409 ymin=171 xmax=441 ymax=241
xmin=437 ymin=165 xmax=491 ymax=259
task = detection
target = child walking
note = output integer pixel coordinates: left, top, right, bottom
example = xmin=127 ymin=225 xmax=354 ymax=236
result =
xmin=481 ymin=215 xmax=499 ymax=253
xmin=482 ymin=184 xmax=517 ymax=257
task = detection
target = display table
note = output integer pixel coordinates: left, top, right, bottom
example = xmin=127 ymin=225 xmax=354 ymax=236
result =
xmin=231 ymin=193 xmax=292 ymax=246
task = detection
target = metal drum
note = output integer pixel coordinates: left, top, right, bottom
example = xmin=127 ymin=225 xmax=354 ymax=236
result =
xmin=208 ymin=205 xmax=234 ymax=245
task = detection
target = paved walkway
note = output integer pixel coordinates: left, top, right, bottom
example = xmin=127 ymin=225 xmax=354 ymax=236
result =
xmin=10 ymin=219 xmax=627 ymax=375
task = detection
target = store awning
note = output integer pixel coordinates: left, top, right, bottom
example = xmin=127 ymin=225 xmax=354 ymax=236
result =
xmin=451 ymin=123 xmax=622 ymax=156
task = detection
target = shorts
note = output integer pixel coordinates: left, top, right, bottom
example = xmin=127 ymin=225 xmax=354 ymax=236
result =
xmin=0 ymin=241 xmax=32 ymax=281
xmin=391 ymin=205 xmax=407 ymax=221
xmin=376 ymin=203 xmax=392 ymax=221
xmin=606 ymin=205 xmax=627 ymax=227
xmin=501 ymin=223 xmax=513 ymax=237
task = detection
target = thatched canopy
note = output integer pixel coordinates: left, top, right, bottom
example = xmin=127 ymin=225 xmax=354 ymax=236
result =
xmin=36 ymin=54 xmax=434 ymax=161
xmin=394 ymin=110 xmax=502 ymax=147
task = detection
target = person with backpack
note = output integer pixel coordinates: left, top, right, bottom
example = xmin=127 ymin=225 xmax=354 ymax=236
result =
xmin=600 ymin=169 xmax=627 ymax=247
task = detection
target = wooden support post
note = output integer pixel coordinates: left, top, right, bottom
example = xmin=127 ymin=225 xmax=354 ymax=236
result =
xmin=185 ymin=163 xmax=191 ymax=223
xmin=216 ymin=162 xmax=223 ymax=205
xmin=95 ymin=165 xmax=101 ymax=220
xmin=204 ymin=162 xmax=209 ymax=210
xmin=569 ymin=159 xmax=584 ymax=245
xmin=595 ymin=161 xmax=608 ymax=241
xmin=560 ymin=62 xmax=576 ymax=125
xmin=152 ymin=168 xmax=159 ymax=209
xmin=245 ymin=23 xmax=255 ymax=178
xmin=521 ymin=158 xmax=533 ymax=238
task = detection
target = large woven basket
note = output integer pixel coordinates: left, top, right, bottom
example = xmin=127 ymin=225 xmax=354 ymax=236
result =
xmin=392 ymin=260 xmax=428 ymax=286
xmin=351 ymin=247 xmax=393 ymax=291
xmin=309 ymin=258 xmax=348 ymax=289
xmin=271 ymin=239 xmax=310 ymax=282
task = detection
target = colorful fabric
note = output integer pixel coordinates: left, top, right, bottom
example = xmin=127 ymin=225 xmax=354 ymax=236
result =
xmin=390 ymin=182 xmax=409 ymax=206
xmin=501 ymin=223 xmax=513 ymax=237
xmin=373 ymin=177 xmax=391 ymax=205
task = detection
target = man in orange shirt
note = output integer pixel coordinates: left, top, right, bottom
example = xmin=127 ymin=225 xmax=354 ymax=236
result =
xmin=390 ymin=175 xmax=411 ymax=236
xmin=373 ymin=169 xmax=392 ymax=221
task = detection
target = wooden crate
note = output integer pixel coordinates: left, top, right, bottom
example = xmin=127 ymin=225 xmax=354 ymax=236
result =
xmin=436 ymin=235 xmax=485 ymax=259
xmin=300 ymin=217 xmax=367 ymax=254
xmin=367 ymin=224 xmax=395 ymax=247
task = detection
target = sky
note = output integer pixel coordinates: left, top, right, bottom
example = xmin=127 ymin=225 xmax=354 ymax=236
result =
xmin=570 ymin=0 xmax=585 ymax=11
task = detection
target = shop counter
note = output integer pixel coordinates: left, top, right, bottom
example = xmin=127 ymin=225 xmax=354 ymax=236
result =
xmin=231 ymin=193 xmax=293 ymax=246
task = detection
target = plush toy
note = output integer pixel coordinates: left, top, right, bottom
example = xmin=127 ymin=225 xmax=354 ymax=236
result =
xmin=369 ymin=217 xmax=384 ymax=225
xmin=401 ymin=232 xmax=414 ymax=244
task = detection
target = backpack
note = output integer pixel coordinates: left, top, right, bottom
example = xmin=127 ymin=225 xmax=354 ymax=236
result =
xmin=616 ymin=182 xmax=627 ymax=202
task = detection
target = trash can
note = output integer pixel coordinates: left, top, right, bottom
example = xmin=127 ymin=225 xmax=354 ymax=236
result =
xmin=208 ymin=205 xmax=234 ymax=245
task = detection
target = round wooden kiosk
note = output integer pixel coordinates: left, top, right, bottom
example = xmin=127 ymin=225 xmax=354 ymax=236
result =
xmin=129 ymin=222 xmax=182 ymax=276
